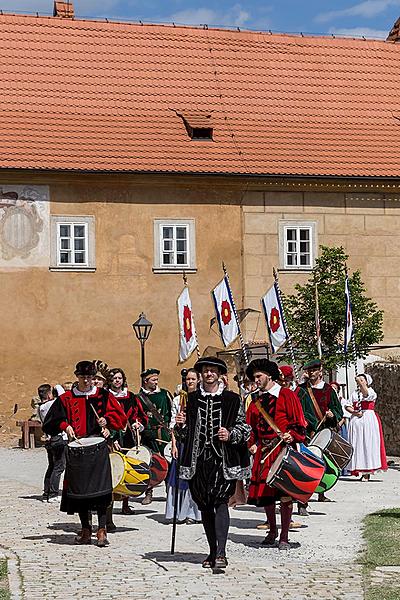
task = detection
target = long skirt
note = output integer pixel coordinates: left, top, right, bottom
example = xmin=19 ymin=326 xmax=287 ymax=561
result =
xmin=347 ymin=410 xmax=387 ymax=475
xmin=189 ymin=448 xmax=236 ymax=511
xmin=165 ymin=453 xmax=201 ymax=521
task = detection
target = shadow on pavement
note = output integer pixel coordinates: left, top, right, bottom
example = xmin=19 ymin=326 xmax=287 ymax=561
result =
xmin=143 ymin=550 xmax=205 ymax=565
xmin=229 ymin=532 xmax=301 ymax=550
xmin=23 ymin=533 xmax=76 ymax=545
xmin=19 ymin=494 xmax=44 ymax=501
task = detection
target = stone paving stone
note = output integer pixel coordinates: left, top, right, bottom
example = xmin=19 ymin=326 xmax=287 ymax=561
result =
xmin=5 ymin=451 xmax=400 ymax=600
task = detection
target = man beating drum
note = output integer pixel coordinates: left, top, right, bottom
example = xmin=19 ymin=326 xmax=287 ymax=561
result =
xmin=246 ymin=359 xmax=307 ymax=550
xmin=297 ymin=358 xmax=343 ymax=504
xmin=43 ymin=361 xmax=127 ymax=547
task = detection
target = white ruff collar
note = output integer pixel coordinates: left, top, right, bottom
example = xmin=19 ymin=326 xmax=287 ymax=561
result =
xmin=73 ymin=386 xmax=97 ymax=396
xmin=141 ymin=386 xmax=160 ymax=395
xmin=200 ymin=380 xmax=225 ymax=397
xmin=110 ymin=387 xmax=128 ymax=397
xmin=262 ymin=382 xmax=281 ymax=398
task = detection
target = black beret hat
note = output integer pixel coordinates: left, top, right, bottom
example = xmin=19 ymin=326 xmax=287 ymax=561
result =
xmin=74 ymin=361 xmax=96 ymax=377
xmin=245 ymin=359 xmax=281 ymax=382
xmin=194 ymin=356 xmax=228 ymax=375
xmin=140 ymin=368 xmax=160 ymax=379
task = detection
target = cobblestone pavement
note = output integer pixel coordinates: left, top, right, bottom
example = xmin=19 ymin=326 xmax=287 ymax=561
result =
xmin=1 ymin=449 xmax=400 ymax=600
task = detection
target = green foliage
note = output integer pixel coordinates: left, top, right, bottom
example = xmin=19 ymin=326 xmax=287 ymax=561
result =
xmin=283 ymin=246 xmax=384 ymax=370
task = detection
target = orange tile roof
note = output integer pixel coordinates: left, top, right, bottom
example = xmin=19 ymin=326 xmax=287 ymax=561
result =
xmin=1 ymin=13 xmax=400 ymax=178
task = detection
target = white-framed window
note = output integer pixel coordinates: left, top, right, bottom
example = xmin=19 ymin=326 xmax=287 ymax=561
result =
xmin=153 ymin=219 xmax=196 ymax=273
xmin=279 ymin=221 xmax=316 ymax=270
xmin=50 ymin=215 xmax=95 ymax=271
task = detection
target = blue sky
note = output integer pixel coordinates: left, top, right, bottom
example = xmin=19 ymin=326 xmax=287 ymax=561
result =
xmin=2 ymin=0 xmax=400 ymax=38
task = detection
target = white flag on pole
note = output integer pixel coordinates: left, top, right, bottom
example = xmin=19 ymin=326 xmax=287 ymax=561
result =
xmin=261 ymin=283 xmax=288 ymax=353
xmin=344 ymin=275 xmax=353 ymax=353
xmin=177 ymin=286 xmax=198 ymax=362
xmin=211 ymin=277 xmax=239 ymax=347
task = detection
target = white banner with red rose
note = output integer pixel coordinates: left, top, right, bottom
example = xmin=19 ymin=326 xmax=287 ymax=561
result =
xmin=177 ymin=286 xmax=199 ymax=362
xmin=261 ymin=283 xmax=288 ymax=353
xmin=211 ymin=277 xmax=239 ymax=347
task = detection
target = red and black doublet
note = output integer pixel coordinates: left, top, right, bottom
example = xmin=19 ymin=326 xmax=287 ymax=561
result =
xmin=43 ymin=386 xmax=127 ymax=514
xmin=247 ymin=384 xmax=306 ymax=506
xmin=110 ymin=389 xmax=148 ymax=448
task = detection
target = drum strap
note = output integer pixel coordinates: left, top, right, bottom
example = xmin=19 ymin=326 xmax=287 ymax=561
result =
xmin=255 ymin=399 xmax=281 ymax=434
xmin=306 ymin=386 xmax=324 ymax=422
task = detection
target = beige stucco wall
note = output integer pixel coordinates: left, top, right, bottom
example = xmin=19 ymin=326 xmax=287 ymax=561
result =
xmin=242 ymin=189 xmax=400 ymax=348
xmin=0 ymin=174 xmax=243 ymax=422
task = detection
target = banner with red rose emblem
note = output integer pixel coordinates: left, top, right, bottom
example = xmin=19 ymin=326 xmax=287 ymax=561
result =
xmin=211 ymin=277 xmax=239 ymax=347
xmin=261 ymin=283 xmax=288 ymax=353
xmin=177 ymin=286 xmax=199 ymax=362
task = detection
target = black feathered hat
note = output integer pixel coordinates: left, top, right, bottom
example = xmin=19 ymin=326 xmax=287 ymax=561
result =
xmin=194 ymin=356 xmax=228 ymax=375
xmin=74 ymin=360 xmax=96 ymax=377
xmin=245 ymin=359 xmax=280 ymax=382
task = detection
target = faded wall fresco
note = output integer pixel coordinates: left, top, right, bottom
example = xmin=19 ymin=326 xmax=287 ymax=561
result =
xmin=0 ymin=185 xmax=49 ymax=268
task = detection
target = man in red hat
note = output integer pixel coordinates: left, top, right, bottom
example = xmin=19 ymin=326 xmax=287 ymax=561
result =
xmin=177 ymin=356 xmax=251 ymax=570
xmin=43 ymin=360 xmax=127 ymax=547
xmin=246 ymin=359 xmax=307 ymax=550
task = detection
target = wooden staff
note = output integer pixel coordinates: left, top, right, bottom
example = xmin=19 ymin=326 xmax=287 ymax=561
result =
xmin=273 ymin=267 xmax=299 ymax=381
xmin=223 ymin=262 xmax=249 ymax=366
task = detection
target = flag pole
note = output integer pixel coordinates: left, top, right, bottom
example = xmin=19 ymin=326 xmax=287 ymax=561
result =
xmin=272 ymin=267 xmax=299 ymax=381
xmin=314 ymin=273 xmax=322 ymax=359
xmin=222 ymin=262 xmax=249 ymax=365
xmin=182 ymin=271 xmax=201 ymax=359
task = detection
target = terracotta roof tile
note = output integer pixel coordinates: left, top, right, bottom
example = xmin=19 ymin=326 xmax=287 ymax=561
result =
xmin=0 ymin=13 xmax=400 ymax=177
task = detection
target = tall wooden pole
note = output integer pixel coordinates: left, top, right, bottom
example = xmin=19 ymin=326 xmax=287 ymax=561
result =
xmin=222 ymin=262 xmax=249 ymax=365
xmin=272 ymin=267 xmax=299 ymax=381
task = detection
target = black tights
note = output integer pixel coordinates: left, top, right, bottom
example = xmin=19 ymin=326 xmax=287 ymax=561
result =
xmin=201 ymin=503 xmax=230 ymax=559
xmin=79 ymin=509 xmax=106 ymax=530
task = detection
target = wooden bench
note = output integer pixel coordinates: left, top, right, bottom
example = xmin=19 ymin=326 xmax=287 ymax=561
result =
xmin=16 ymin=420 xmax=42 ymax=449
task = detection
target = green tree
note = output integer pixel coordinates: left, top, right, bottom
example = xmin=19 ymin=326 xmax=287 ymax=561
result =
xmin=282 ymin=246 xmax=384 ymax=370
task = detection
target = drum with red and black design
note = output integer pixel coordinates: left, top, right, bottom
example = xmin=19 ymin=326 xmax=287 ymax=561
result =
xmin=149 ymin=453 xmax=169 ymax=487
xmin=266 ymin=446 xmax=325 ymax=503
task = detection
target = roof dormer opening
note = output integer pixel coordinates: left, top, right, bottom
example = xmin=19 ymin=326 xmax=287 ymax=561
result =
xmin=174 ymin=110 xmax=214 ymax=141
xmin=191 ymin=127 xmax=213 ymax=140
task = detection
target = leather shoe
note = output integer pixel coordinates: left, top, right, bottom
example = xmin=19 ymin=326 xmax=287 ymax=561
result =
xmin=141 ymin=489 xmax=153 ymax=505
xmin=214 ymin=556 xmax=228 ymax=569
xmin=96 ymin=528 xmax=109 ymax=547
xmin=74 ymin=527 xmax=92 ymax=545
xmin=261 ymin=532 xmax=277 ymax=547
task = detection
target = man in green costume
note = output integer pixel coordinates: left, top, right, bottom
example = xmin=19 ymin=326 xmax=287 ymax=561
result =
xmin=298 ymin=358 xmax=343 ymax=506
xmin=136 ymin=368 xmax=172 ymax=505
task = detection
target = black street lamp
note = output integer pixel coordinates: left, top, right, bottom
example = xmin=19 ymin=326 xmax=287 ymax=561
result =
xmin=132 ymin=312 xmax=153 ymax=373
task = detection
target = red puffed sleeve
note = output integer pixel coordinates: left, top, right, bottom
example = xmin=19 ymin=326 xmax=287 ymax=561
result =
xmin=246 ymin=400 xmax=259 ymax=447
xmin=126 ymin=393 xmax=148 ymax=428
xmin=275 ymin=388 xmax=306 ymax=443
xmin=105 ymin=392 xmax=128 ymax=430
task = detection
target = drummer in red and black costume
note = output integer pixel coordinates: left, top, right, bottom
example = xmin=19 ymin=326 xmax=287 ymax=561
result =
xmin=246 ymin=359 xmax=307 ymax=550
xmin=298 ymin=358 xmax=343 ymax=502
xmin=108 ymin=367 xmax=148 ymax=516
xmin=43 ymin=360 xmax=127 ymax=547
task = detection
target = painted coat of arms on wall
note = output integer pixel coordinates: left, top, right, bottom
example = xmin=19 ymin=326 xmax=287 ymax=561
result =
xmin=0 ymin=186 xmax=49 ymax=267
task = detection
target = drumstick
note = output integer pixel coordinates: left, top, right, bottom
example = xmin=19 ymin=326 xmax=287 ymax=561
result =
xmin=316 ymin=414 xmax=327 ymax=432
xmin=261 ymin=439 xmax=283 ymax=463
xmin=155 ymin=438 xmax=169 ymax=444
xmin=89 ymin=403 xmax=108 ymax=438
xmin=71 ymin=435 xmax=83 ymax=446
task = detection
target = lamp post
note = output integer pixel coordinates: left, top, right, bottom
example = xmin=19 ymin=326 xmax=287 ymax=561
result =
xmin=132 ymin=312 xmax=153 ymax=373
